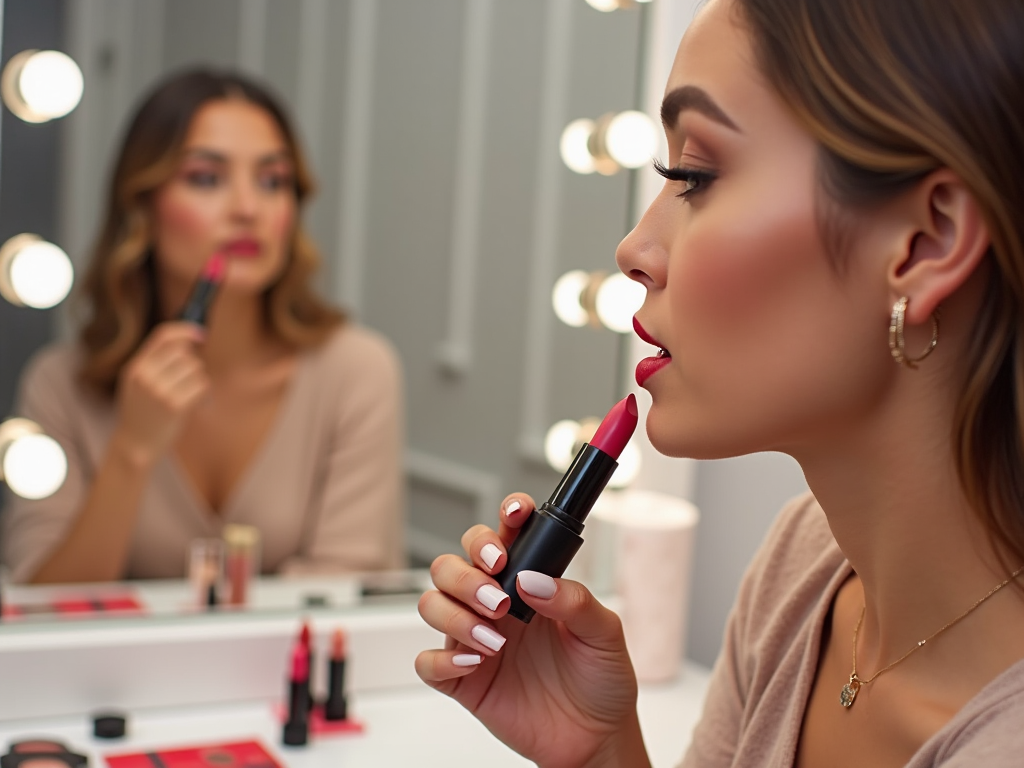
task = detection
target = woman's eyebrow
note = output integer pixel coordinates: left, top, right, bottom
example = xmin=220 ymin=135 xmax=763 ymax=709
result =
xmin=180 ymin=148 xmax=291 ymax=165
xmin=661 ymin=85 xmax=740 ymax=132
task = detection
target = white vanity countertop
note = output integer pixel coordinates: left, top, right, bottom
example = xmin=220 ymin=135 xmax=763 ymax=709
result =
xmin=0 ymin=662 xmax=710 ymax=768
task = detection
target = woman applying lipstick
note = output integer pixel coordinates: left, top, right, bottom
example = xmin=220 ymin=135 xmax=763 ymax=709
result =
xmin=2 ymin=69 xmax=405 ymax=583
xmin=417 ymin=0 xmax=1024 ymax=766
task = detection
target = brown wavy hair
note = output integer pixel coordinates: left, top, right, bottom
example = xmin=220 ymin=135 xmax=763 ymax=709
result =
xmin=734 ymin=0 xmax=1024 ymax=571
xmin=78 ymin=67 xmax=343 ymax=394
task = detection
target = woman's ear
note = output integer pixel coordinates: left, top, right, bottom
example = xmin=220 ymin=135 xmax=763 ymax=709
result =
xmin=888 ymin=169 xmax=990 ymax=325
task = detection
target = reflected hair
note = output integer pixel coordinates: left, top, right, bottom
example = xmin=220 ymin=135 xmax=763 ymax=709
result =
xmin=78 ymin=67 xmax=343 ymax=394
xmin=735 ymin=0 xmax=1024 ymax=573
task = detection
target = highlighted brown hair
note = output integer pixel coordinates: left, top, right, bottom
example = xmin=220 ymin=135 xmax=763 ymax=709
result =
xmin=735 ymin=0 xmax=1024 ymax=569
xmin=78 ymin=67 xmax=342 ymax=394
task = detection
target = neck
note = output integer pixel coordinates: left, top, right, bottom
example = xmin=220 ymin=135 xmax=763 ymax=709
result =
xmin=791 ymin=277 xmax=1024 ymax=672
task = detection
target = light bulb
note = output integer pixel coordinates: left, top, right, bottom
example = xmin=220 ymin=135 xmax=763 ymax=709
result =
xmin=3 ymin=433 xmax=67 ymax=500
xmin=560 ymin=118 xmax=597 ymax=175
xmin=605 ymin=110 xmax=657 ymax=169
xmin=0 ymin=235 xmax=75 ymax=308
xmin=544 ymin=419 xmax=582 ymax=473
xmin=595 ymin=273 xmax=645 ymax=333
xmin=2 ymin=50 xmax=83 ymax=123
xmin=584 ymin=0 xmax=621 ymax=10
xmin=608 ymin=439 xmax=641 ymax=489
xmin=552 ymin=270 xmax=592 ymax=327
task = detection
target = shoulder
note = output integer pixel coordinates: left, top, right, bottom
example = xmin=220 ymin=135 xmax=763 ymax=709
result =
xmin=308 ymin=323 xmax=401 ymax=380
xmin=298 ymin=324 xmax=403 ymax=413
xmin=924 ymin=661 xmax=1024 ymax=765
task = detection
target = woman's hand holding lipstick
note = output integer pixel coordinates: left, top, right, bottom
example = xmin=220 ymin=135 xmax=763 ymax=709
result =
xmin=112 ymin=322 xmax=210 ymax=468
xmin=415 ymin=494 xmax=652 ymax=768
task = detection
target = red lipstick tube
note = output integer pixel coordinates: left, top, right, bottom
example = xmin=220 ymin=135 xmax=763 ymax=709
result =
xmin=495 ymin=394 xmax=638 ymax=622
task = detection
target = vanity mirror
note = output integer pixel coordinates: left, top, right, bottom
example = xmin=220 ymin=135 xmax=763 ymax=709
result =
xmin=0 ymin=0 xmax=650 ymax=623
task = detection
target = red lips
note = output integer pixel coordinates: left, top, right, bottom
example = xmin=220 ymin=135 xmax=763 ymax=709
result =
xmin=222 ymin=238 xmax=260 ymax=258
xmin=633 ymin=316 xmax=671 ymax=387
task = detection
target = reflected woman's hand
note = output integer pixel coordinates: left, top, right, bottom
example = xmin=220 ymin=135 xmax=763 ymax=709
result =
xmin=113 ymin=321 xmax=210 ymax=467
xmin=415 ymin=494 xmax=650 ymax=768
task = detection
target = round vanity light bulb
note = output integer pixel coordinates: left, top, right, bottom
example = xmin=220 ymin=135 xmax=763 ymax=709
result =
xmin=2 ymin=50 xmax=84 ymax=123
xmin=545 ymin=419 xmax=582 ymax=473
xmin=605 ymin=110 xmax=657 ymax=170
xmin=560 ymin=118 xmax=597 ymax=175
xmin=1 ymin=237 xmax=75 ymax=308
xmin=584 ymin=0 xmax=621 ymax=10
xmin=3 ymin=433 xmax=68 ymax=500
xmin=552 ymin=270 xmax=592 ymax=327
xmin=595 ymin=272 xmax=645 ymax=333
xmin=608 ymin=439 xmax=641 ymax=489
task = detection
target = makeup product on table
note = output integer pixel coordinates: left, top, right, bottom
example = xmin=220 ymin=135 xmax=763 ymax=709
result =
xmin=222 ymin=524 xmax=260 ymax=607
xmin=282 ymin=629 xmax=311 ymax=746
xmin=188 ymin=538 xmax=223 ymax=610
xmin=92 ymin=712 xmax=127 ymax=740
xmin=495 ymin=394 xmax=639 ymax=622
xmin=2 ymin=741 xmax=88 ymax=768
xmin=179 ymin=252 xmax=226 ymax=326
xmin=105 ymin=741 xmax=281 ymax=768
xmin=323 ymin=628 xmax=348 ymax=721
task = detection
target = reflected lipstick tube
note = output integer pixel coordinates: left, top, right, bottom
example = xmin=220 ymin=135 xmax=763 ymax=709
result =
xmin=495 ymin=394 xmax=638 ymax=623
xmin=179 ymin=252 xmax=226 ymax=327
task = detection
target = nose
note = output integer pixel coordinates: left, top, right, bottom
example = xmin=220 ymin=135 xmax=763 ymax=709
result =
xmin=615 ymin=192 xmax=671 ymax=291
xmin=227 ymin=173 xmax=259 ymax=221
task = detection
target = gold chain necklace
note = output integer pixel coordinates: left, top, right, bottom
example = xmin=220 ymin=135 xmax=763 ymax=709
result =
xmin=840 ymin=564 xmax=1024 ymax=708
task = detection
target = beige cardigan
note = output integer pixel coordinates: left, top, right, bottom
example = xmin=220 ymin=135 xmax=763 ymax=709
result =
xmin=1 ymin=324 xmax=406 ymax=582
xmin=681 ymin=493 xmax=1024 ymax=767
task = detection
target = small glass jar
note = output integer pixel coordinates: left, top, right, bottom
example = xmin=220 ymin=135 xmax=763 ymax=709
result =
xmin=222 ymin=524 xmax=261 ymax=607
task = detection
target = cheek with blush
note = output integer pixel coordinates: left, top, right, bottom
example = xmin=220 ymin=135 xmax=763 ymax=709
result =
xmin=669 ymin=190 xmax=822 ymax=347
xmin=152 ymin=187 xmax=220 ymax=263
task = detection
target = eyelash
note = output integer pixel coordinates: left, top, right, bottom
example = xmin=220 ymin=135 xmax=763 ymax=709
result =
xmin=653 ymin=159 xmax=717 ymax=198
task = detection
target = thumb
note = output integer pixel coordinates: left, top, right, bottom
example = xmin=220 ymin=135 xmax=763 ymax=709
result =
xmin=516 ymin=570 xmax=623 ymax=649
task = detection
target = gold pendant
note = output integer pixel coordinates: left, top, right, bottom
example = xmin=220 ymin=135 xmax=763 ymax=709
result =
xmin=840 ymin=676 xmax=860 ymax=708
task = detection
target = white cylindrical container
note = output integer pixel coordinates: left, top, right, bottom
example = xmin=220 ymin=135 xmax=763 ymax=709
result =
xmin=612 ymin=489 xmax=699 ymax=683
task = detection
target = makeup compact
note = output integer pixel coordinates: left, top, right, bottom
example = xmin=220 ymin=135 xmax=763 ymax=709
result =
xmin=1 ymin=741 xmax=88 ymax=768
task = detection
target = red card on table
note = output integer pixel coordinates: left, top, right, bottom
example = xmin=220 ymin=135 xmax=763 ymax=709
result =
xmin=104 ymin=740 xmax=282 ymax=768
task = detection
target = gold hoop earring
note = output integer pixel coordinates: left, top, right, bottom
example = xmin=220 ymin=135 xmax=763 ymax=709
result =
xmin=889 ymin=296 xmax=939 ymax=368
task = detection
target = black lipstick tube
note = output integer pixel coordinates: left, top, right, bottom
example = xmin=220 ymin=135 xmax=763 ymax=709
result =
xmin=494 ymin=443 xmax=617 ymax=622
xmin=282 ymin=678 xmax=310 ymax=746
xmin=324 ymin=658 xmax=348 ymax=720
xmin=179 ymin=278 xmax=219 ymax=326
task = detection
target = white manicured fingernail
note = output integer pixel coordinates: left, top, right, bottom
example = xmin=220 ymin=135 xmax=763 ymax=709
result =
xmin=505 ymin=500 xmax=522 ymax=516
xmin=518 ymin=570 xmax=556 ymax=599
xmin=453 ymin=653 xmax=482 ymax=667
xmin=471 ymin=624 xmax=506 ymax=652
xmin=476 ymin=584 xmax=509 ymax=612
xmin=480 ymin=543 xmax=502 ymax=570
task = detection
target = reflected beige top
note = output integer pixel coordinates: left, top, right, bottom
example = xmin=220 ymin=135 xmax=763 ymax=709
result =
xmin=1 ymin=325 xmax=406 ymax=582
xmin=680 ymin=493 xmax=1024 ymax=768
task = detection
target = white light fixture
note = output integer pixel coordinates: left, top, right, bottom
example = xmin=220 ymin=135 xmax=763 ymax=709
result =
xmin=553 ymin=269 xmax=644 ymax=333
xmin=552 ymin=270 xmax=593 ymax=327
xmin=0 ymin=234 xmax=75 ymax=309
xmin=595 ymin=272 xmax=646 ymax=333
xmin=0 ymin=418 xmax=68 ymax=500
xmin=560 ymin=110 xmax=657 ymax=176
xmin=559 ymin=118 xmax=597 ymax=175
xmin=584 ymin=0 xmax=621 ymax=10
xmin=544 ymin=419 xmax=582 ymax=473
xmin=1 ymin=49 xmax=84 ymax=123
xmin=605 ymin=110 xmax=658 ymax=169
